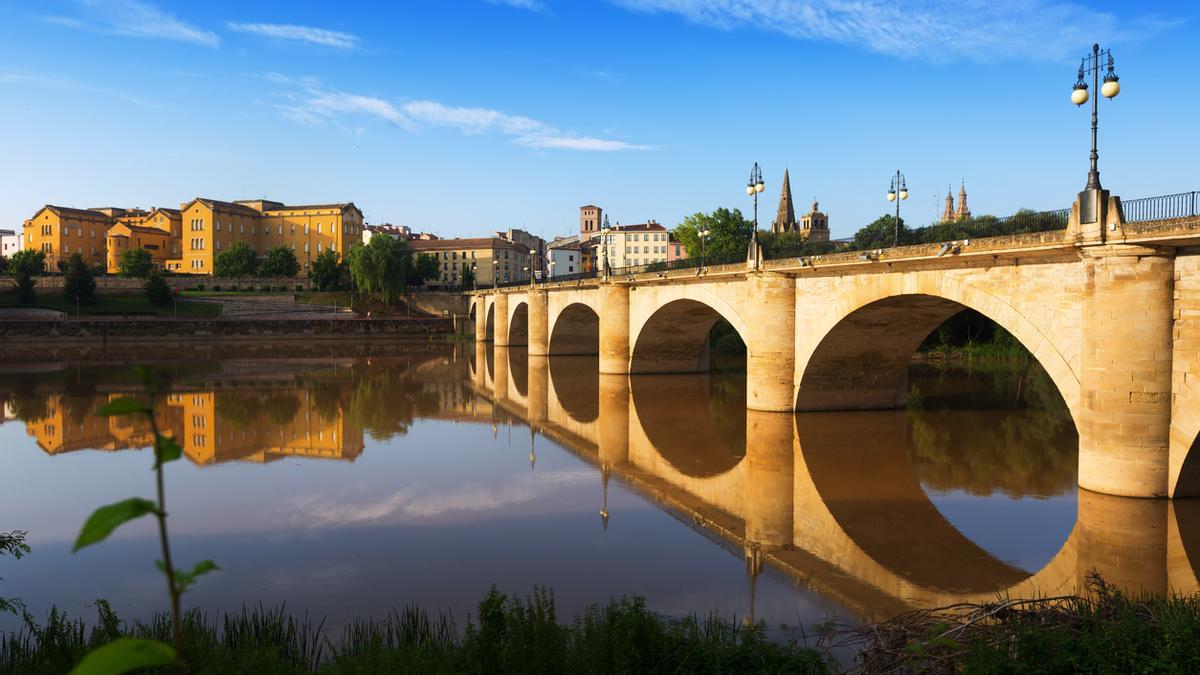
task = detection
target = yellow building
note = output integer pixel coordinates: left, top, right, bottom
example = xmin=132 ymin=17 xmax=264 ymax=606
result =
xmin=23 ymin=205 xmax=117 ymax=270
xmin=177 ymin=198 xmax=364 ymax=275
xmin=409 ymin=237 xmax=532 ymax=288
xmin=25 ymin=199 xmax=362 ymax=277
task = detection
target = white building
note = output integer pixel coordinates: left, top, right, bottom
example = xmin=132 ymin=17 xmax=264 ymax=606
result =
xmin=548 ymin=238 xmax=585 ymax=277
xmin=0 ymin=229 xmax=19 ymax=259
xmin=597 ymin=221 xmax=670 ymax=269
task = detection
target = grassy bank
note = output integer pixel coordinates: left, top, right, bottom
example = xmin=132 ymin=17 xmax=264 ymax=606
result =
xmin=0 ymin=290 xmax=220 ymax=318
xmin=843 ymin=574 xmax=1200 ymax=673
xmin=1 ymin=589 xmax=827 ymax=674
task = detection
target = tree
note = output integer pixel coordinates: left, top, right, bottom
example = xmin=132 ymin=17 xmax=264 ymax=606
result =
xmin=117 ymin=248 xmax=154 ymax=278
xmin=460 ymin=261 xmax=476 ymax=289
xmin=259 ymin=245 xmax=300 ymax=278
xmin=674 ymin=208 xmax=754 ymax=262
xmin=852 ymin=214 xmax=909 ymax=250
xmin=213 ymin=241 xmax=259 ymax=279
xmin=143 ymin=271 xmax=173 ymax=306
xmin=61 ymin=253 xmax=96 ymax=306
xmin=309 ymin=248 xmax=343 ymax=291
xmin=8 ymin=249 xmax=44 ymax=306
xmin=414 ymin=253 xmax=440 ymax=285
xmin=345 ymin=235 xmax=414 ymax=305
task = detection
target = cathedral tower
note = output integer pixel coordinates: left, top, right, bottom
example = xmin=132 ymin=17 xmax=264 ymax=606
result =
xmin=955 ymin=182 xmax=971 ymax=220
xmin=941 ymin=186 xmax=956 ymax=223
xmin=771 ymin=169 xmax=797 ymax=233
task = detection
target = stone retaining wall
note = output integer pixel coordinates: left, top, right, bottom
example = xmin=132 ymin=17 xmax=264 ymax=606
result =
xmin=0 ymin=317 xmax=453 ymax=341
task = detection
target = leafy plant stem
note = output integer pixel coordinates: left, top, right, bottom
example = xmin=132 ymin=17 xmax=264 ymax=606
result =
xmin=145 ymin=397 xmax=184 ymax=666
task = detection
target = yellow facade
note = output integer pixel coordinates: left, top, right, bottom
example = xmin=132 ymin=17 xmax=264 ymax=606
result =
xmin=409 ymin=237 xmax=532 ymax=288
xmin=24 ymin=199 xmax=361 ymax=277
xmin=23 ymin=206 xmax=113 ymax=270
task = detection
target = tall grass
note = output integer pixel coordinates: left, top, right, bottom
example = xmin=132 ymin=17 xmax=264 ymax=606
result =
xmin=1 ymin=588 xmax=829 ymax=674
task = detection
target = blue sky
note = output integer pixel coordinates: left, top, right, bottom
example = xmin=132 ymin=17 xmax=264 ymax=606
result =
xmin=0 ymin=0 xmax=1196 ymax=240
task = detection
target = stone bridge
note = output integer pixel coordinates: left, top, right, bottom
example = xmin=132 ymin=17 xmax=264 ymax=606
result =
xmin=471 ymin=195 xmax=1200 ymax=499
xmin=468 ymin=345 xmax=1200 ymax=620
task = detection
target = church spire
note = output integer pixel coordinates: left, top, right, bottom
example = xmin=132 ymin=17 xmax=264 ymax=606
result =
xmin=956 ymin=181 xmax=971 ymax=219
xmin=771 ymin=169 xmax=797 ymax=234
xmin=941 ymin=185 xmax=956 ymax=222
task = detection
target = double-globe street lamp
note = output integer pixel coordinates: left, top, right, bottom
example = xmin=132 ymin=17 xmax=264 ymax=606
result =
xmin=1071 ymin=43 xmax=1120 ymax=209
xmin=746 ymin=163 xmax=765 ymax=262
xmin=886 ymin=170 xmax=908 ymax=247
xmin=696 ymin=225 xmax=711 ymax=275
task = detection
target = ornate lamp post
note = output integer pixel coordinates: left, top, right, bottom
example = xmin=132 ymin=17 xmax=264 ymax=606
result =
xmin=886 ymin=170 xmax=909 ymax=247
xmin=1072 ymin=43 xmax=1120 ymax=194
xmin=599 ymin=224 xmax=612 ymax=280
xmin=471 ymin=261 xmax=478 ymax=292
xmin=698 ymin=226 xmax=711 ymax=269
xmin=746 ymin=163 xmax=765 ymax=262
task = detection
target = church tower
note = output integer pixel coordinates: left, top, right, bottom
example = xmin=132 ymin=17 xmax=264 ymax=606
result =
xmin=955 ymin=182 xmax=971 ymax=220
xmin=941 ymin=186 xmax=956 ymax=223
xmin=580 ymin=205 xmax=602 ymax=237
xmin=771 ymin=169 xmax=797 ymax=233
xmin=800 ymin=199 xmax=829 ymax=242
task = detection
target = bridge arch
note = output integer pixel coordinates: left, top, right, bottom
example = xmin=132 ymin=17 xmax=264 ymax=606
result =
xmin=548 ymin=356 xmax=599 ymax=423
xmin=484 ymin=302 xmax=495 ymax=342
xmin=796 ymin=280 xmax=1080 ymax=424
xmin=549 ymin=302 xmax=600 ymax=355
xmin=629 ymin=292 xmax=750 ymax=375
xmin=508 ymin=300 xmax=529 ymax=346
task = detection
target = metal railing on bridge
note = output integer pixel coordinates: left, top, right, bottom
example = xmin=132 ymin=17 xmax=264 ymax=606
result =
xmin=1122 ymin=191 xmax=1200 ymax=223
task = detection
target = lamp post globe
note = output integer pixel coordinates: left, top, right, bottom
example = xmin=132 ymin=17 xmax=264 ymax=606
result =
xmin=887 ymin=190 xmax=896 ymax=202
xmin=1072 ymin=85 xmax=1089 ymax=106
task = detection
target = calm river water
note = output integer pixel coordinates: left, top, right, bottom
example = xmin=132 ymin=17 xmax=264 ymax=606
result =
xmin=1 ymin=342 xmax=1196 ymax=635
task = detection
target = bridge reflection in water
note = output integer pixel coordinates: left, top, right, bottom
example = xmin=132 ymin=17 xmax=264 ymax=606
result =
xmin=473 ymin=341 xmax=1200 ymax=622
xmin=6 ymin=343 xmax=1200 ymax=625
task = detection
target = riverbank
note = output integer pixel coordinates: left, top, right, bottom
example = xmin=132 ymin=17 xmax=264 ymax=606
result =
xmin=1 ymin=590 xmax=827 ymax=674
xmin=7 ymin=577 xmax=1200 ymax=673
xmin=0 ymin=317 xmax=454 ymax=341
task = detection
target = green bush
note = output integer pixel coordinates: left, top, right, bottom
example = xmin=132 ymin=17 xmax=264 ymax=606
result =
xmin=212 ymin=285 xmax=222 ymax=292
xmin=195 ymin=284 xmax=205 ymax=291
xmin=143 ymin=273 xmax=173 ymax=306
xmin=60 ymin=253 xmax=96 ymax=306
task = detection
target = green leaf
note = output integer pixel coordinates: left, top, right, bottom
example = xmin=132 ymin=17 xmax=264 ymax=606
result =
xmin=157 ymin=559 xmax=221 ymax=593
xmin=68 ymin=638 xmax=174 ymax=675
xmin=94 ymin=397 xmax=150 ymax=418
xmin=154 ymin=434 xmax=182 ymax=467
xmin=73 ymin=498 xmax=158 ymax=552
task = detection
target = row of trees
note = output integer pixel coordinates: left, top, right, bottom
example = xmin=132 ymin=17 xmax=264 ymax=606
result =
xmin=672 ymin=207 xmax=1066 ymax=262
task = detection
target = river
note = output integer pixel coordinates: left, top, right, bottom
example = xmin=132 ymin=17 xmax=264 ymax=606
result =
xmin=1 ymin=342 xmax=1195 ymax=637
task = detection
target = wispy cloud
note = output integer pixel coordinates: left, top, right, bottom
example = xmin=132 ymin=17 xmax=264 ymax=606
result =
xmin=610 ymin=0 xmax=1175 ymax=62
xmin=267 ymin=75 xmax=651 ymax=151
xmin=485 ymin=0 xmax=549 ymax=13
xmin=228 ymin=22 xmax=360 ymax=49
xmin=276 ymin=469 xmax=593 ymax=527
xmin=0 ymin=70 xmax=159 ymax=108
xmin=43 ymin=0 xmax=218 ymax=46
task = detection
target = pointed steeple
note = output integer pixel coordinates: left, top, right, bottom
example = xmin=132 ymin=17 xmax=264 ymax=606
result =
xmin=942 ymin=186 xmax=956 ymax=222
xmin=771 ymin=169 xmax=797 ymax=234
xmin=956 ymin=181 xmax=971 ymax=219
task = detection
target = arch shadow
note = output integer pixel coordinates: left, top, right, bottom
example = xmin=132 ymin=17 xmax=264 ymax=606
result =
xmin=797 ymin=295 xmax=1073 ymax=417
xmin=509 ymin=302 xmax=529 ymax=346
xmin=548 ymin=355 xmax=599 ymax=422
xmin=509 ymin=347 xmax=528 ymax=397
xmin=797 ymin=410 xmax=1038 ymax=593
xmin=630 ymin=372 xmax=746 ymax=478
xmin=484 ymin=303 xmax=495 ymax=342
xmin=549 ymin=303 xmax=600 ymax=355
xmin=631 ymin=299 xmax=745 ymax=374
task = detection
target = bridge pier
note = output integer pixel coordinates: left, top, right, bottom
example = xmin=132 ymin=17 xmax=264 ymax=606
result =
xmin=599 ymin=285 xmax=630 ymax=374
xmin=528 ymin=355 xmax=549 ymax=428
xmin=1079 ymin=246 xmax=1174 ymax=498
xmin=743 ymin=411 xmax=794 ymax=551
xmin=493 ymin=293 xmax=510 ymax=347
xmin=493 ymin=346 xmax=510 ymax=403
xmin=598 ymin=374 xmax=630 ymax=468
xmin=746 ymin=274 xmax=796 ymax=412
xmin=528 ymin=291 xmax=549 ymax=356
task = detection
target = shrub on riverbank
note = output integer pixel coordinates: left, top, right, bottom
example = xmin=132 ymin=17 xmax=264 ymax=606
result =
xmin=845 ymin=573 xmax=1200 ymax=673
xmin=1 ymin=588 xmax=829 ymax=674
